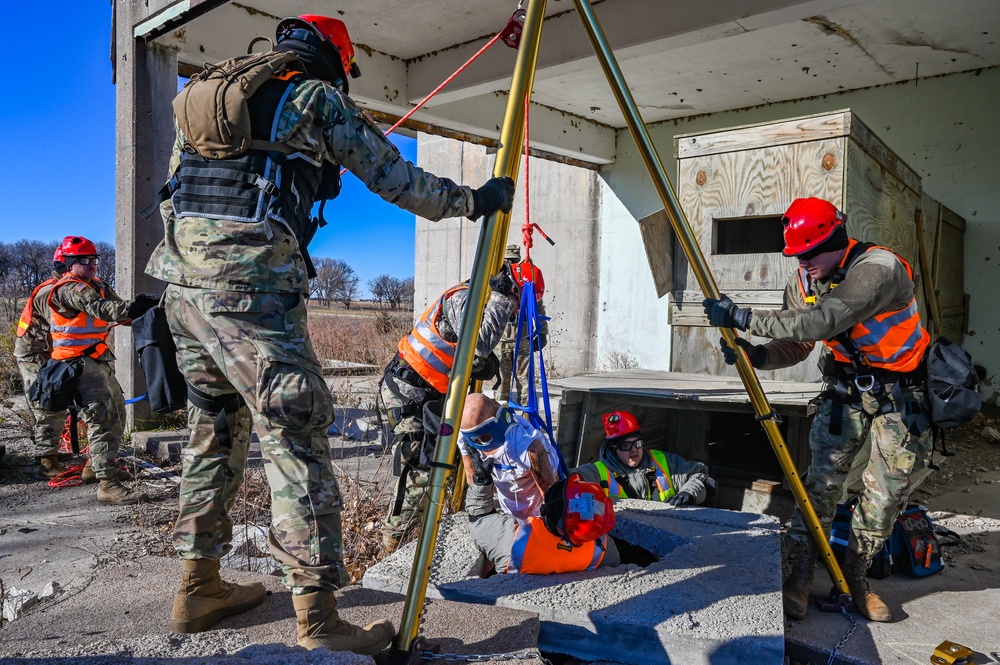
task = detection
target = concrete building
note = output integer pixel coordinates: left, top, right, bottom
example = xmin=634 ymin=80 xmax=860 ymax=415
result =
xmin=114 ymin=0 xmax=1000 ymax=427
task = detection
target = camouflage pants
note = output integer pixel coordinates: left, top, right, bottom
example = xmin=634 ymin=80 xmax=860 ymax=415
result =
xmin=379 ymin=380 xmax=433 ymax=543
xmin=163 ymin=284 xmax=348 ymax=593
xmin=783 ymin=381 xmax=933 ymax=571
xmin=498 ymin=339 xmax=531 ymax=404
xmin=71 ymin=357 xmax=126 ymax=480
xmin=17 ymin=357 xmax=68 ymax=458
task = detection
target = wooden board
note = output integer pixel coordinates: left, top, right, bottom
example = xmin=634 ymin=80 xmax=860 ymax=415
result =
xmin=935 ymin=204 xmax=967 ymax=342
xmin=638 ymin=208 xmax=675 ymax=299
xmin=675 ymin=110 xmax=851 ymax=158
xmin=669 ymin=289 xmax=784 ymax=326
xmin=669 ymin=325 xmax=823 ymax=382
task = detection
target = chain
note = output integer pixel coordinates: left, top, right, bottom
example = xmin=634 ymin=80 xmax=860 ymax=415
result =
xmin=826 ymin=606 xmax=858 ymax=665
xmin=419 ymin=649 xmax=549 ymax=663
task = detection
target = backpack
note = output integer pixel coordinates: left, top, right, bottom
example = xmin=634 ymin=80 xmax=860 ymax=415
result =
xmin=890 ymin=504 xmax=945 ymax=577
xmin=28 ymin=358 xmax=84 ymax=412
xmin=173 ymin=50 xmax=300 ymax=159
xmin=926 ymin=337 xmax=981 ymax=428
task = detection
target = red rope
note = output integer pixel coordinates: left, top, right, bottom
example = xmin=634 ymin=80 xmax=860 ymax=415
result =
xmin=48 ymin=465 xmax=85 ymax=488
xmin=522 ymin=93 xmax=533 ymax=264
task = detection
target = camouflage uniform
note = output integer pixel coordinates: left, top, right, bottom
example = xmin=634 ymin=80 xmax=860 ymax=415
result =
xmin=47 ymin=279 xmax=130 ymax=480
xmin=147 ymin=74 xmax=479 ymax=593
xmin=749 ymin=246 xmax=933 ymax=568
xmin=381 ymin=287 xmax=515 ymax=545
xmin=14 ymin=271 xmax=69 ymax=458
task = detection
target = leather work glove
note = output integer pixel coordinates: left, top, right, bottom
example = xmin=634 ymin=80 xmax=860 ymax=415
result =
xmin=489 ymin=265 xmax=520 ymax=299
xmin=469 ymin=176 xmax=516 ymax=221
xmin=471 ymin=455 xmax=495 ymax=487
xmin=720 ymin=336 xmax=766 ymax=368
xmin=702 ymin=295 xmax=752 ymax=331
xmin=126 ymin=293 xmax=160 ymax=320
xmin=532 ymin=333 xmax=548 ymax=352
xmin=668 ymin=491 xmax=695 ymax=506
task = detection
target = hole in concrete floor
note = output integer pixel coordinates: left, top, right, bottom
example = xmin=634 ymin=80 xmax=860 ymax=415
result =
xmin=611 ymin=536 xmax=657 ymax=567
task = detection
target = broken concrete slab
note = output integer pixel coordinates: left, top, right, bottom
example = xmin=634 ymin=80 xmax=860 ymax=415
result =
xmin=0 ymin=556 xmax=543 ymax=665
xmin=364 ymin=500 xmax=784 ymax=665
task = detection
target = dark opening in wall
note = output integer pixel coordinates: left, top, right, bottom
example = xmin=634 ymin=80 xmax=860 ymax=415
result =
xmin=611 ymin=536 xmax=658 ymax=567
xmin=712 ymin=215 xmax=785 ymax=255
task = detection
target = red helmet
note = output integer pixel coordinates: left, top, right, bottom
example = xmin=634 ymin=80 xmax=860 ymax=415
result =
xmin=52 ymin=245 xmax=65 ymax=263
xmin=541 ymin=473 xmax=616 ymax=547
xmin=58 ymin=236 xmax=99 ymax=257
xmin=603 ymin=410 xmax=640 ymax=440
xmin=781 ymin=198 xmax=846 ymax=257
xmin=510 ymin=260 xmax=545 ymax=300
xmin=276 ymin=15 xmax=361 ymax=82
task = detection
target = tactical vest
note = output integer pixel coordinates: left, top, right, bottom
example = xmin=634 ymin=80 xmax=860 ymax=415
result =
xmin=796 ymin=238 xmax=929 ymax=373
xmin=47 ymin=275 xmax=110 ymax=361
xmin=17 ymin=277 xmax=60 ymax=339
xmin=507 ymin=516 xmax=607 ymax=574
xmin=397 ymin=284 xmax=467 ymax=394
xmin=595 ymin=449 xmax=675 ymax=502
xmin=165 ymin=72 xmax=341 ymax=278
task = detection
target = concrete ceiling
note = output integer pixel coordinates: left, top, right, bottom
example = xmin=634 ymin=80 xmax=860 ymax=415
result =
xmin=143 ymin=0 xmax=1000 ymax=165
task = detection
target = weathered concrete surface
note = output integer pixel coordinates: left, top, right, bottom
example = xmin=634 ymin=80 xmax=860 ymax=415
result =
xmin=364 ymin=500 xmax=785 ymax=665
xmin=0 ymin=557 xmax=543 ymax=665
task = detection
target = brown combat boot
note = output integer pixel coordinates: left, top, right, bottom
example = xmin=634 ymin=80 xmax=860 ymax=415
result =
xmin=97 ymin=479 xmax=148 ymax=505
xmin=844 ymin=550 xmax=893 ymax=622
xmin=782 ymin=548 xmax=817 ymax=620
xmin=82 ymin=460 xmax=132 ymax=484
xmin=293 ymin=588 xmax=394 ymax=654
xmin=169 ymin=559 xmax=267 ymax=633
xmin=39 ymin=456 xmax=65 ymax=479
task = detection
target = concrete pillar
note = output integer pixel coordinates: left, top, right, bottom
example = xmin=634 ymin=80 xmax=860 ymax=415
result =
xmin=114 ymin=2 xmax=176 ymax=429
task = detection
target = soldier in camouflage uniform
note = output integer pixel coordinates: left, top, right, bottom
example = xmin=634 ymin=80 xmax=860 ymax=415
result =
xmin=144 ymin=14 xmax=514 ymax=655
xmin=45 ymin=236 xmax=156 ymax=503
xmin=704 ymin=198 xmax=933 ymax=623
xmin=380 ymin=273 xmax=519 ymax=551
xmin=497 ymin=244 xmax=549 ymax=405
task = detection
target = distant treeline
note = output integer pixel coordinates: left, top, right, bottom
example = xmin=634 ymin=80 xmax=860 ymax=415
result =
xmin=310 ymin=256 xmax=413 ymax=310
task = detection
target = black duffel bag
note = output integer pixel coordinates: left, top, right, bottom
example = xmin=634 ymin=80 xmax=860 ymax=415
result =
xmin=926 ymin=337 xmax=981 ymax=429
xmin=28 ymin=358 xmax=84 ymax=411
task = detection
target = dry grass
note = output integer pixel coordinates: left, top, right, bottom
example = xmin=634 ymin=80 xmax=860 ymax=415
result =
xmin=308 ymin=309 xmax=412 ymax=367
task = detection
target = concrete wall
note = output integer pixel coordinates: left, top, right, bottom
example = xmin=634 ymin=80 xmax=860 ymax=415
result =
xmin=414 ymin=136 xmax=602 ymax=377
xmin=603 ymin=67 xmax=1000 ymax=401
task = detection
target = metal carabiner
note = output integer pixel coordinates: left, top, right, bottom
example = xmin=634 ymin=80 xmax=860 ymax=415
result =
xmin=854 ymin=373 xmax=876 ymax=393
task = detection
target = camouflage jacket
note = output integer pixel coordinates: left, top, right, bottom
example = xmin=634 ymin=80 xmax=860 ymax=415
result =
xmin=439 ymin=288 xmax=517 ymax=360
xmin=750 ymin=246 xmax=918 ymax=372
xmin=48 ymin=277 xmax=129 ymax=362
xmin=13 ymin=271 xmax=63 ymax=362
xmin=147 ymin=76 xmax=476 ymax=294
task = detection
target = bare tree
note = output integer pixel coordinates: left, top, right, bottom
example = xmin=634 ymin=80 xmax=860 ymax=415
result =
xmin=399 ymin=277 xmax=415 ymax=309
xmin=336 ymin=270 xmax=361 ymax=310
xmin=368 ymin=274 xmax=395 ymax=308
xmin=95 ymin=241 xmax=117 ymax=289
xmin=313 ymin=258 xmax=361 ymax=308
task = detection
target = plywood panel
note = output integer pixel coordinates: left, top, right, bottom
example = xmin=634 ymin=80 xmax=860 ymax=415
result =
xmin=678 ymin=138 xmax=846 ymax=293
xmin=669 ymin=325 xmax=823 ymax=382
xmin=935 ymin=205 xmax=966 ymax=343
xmin=844 ymin=140 xmax=920 ymax=266
xmin=675 ymin=110 xmax=850 ymax=158
xmin=638 ymin=209 xmax=675 ymax=299
xmin=669 ymin=289 xmax=784 ymax=326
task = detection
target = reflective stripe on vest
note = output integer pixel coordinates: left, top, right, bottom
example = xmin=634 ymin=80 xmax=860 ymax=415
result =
xmin=595 ymin=449 xmax=675 ymax=502
xmin=796 ymin=239 xmax=930 ymax=373
xmin=507 ymin=516 xmax=606 ymax=574
xmin=397 ymin=284 xmax=466 ymax=393
xmin=16 ymin=278 xmax=59 ymax=338
xmin=47 ymin=275 xmax=110 ymax=361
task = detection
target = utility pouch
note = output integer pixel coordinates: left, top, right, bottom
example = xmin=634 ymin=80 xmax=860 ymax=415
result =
xmin=926 ymin=337 xmax=981 ymax=428
xmin=173 ymin=51 xmax=300 ymax=159
xmin=29 ymin=358 xmax=84 ymax=412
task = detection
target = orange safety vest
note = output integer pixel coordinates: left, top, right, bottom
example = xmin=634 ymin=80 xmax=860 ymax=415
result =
xmin=47 ymin=275 xmax=111 ymax=361
xmin=16 ymin=277 xmax=60 ymax=338
xmin=507 ymin=516 xmax=607 ymax=574
xmin=397 ymin=284 xmax=467 ymax=393
xmin=595 ymin=449 xmax=676 ymax=502
xmin=796 ymin=239 xmax=929 ymax=373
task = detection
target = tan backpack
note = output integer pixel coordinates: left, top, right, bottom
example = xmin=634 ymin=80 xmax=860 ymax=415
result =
xmin=173 ymin=50 xmax=300 ymax=159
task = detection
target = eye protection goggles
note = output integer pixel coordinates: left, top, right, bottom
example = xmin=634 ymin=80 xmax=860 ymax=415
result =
xmin=612 ymin=437 xmax=643 ymax=452
xmin=460 ymin=405 xmax=515 ymax=452
xmin=73 ymin=257 xmax=100 ymax=265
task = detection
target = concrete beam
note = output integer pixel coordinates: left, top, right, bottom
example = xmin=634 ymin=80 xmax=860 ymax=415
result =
xmin=115 ymin=2 xmax=176 ymax=428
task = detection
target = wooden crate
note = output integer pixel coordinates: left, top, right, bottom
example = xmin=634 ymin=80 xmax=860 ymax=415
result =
xmin=916 ymin=193 xmax=968 ymax=343
xmin=664 ymin=109 xmax=926 ymax=380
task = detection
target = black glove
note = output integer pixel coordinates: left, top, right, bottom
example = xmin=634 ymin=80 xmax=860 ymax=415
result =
xmin=126 ymin=294 xmax=160 ymax=320
xmin=471 ymin=454 xmax=495 ymax=487
xmin=488 ymin=265 xmax=520 ymax=299
xmin=532 ymin=333 xmax=547 ymax=352
xmin=470 ymin=352 xmax=501 ymax=383
xmin=720 ymin=336 xmax=767 ymax=368
xmin=469 ymin=176 xmax=515 ymax=220
xmin=668 ymin=490 xmax=695 ymax=506
xmin=702 ymin=295 xmax=752 ymax=331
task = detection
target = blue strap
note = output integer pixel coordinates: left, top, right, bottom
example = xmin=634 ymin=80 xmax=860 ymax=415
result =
xmin=125 ymin=393 xmax=149 ymax=405
xmin=510 ymin=281 xmax=568 ymax=478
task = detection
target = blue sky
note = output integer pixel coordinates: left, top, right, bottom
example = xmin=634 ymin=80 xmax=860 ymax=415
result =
xmin=0 ymin=3 xmax=418 ymax=295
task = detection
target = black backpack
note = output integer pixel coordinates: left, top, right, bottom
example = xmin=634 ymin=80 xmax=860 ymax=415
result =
xmin=926 ymin=337 xmax=981 ymax=428
xmin=28 ymin=358 xmax=84 ymax=412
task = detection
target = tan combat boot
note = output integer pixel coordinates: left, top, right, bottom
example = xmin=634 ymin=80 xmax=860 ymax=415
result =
xmin=39 ymin=456 xmax=65 ymax=479
xmin=782 ymin=549 xmax=818 ymax=620
xmin=844 ymin=549 xmax=893 ymax=622
xmin=97 ymin=479 xmax=148 ymax=505
xmin=293 ymin=588 xmax=394 ymax=654
xmin=82 ymin=460 xmax=132 ymax=484
xmin=169 ymin=559 xmax=267 ymax=633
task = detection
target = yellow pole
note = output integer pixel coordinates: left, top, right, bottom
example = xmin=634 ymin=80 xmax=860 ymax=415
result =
xmin=569 ymin=0 xmax=848 ymax=596
xmin=393 ymin=0 xmax=549 ymax=652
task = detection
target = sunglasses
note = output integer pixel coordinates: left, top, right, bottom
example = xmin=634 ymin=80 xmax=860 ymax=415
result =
xmin=614 ymin=437 xmax=644 ymax=452
xmin=74 ymin=257 xmax=100 ymax=265
xmin=794 ymin=246 xmax=826 ymax=262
